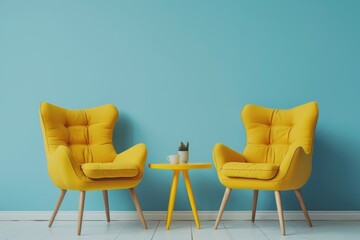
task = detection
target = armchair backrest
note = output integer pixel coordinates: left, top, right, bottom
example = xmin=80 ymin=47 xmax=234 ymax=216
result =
xmin=242 ymin=102 xmax=318 ymax=165
xmin=40 ymin=102 xmax=118 ymax=164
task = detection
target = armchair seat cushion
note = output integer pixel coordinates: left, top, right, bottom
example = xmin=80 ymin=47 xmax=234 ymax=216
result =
xmin=221 ymin=162 xmax=279 ymax=180
xmin=81 ymin=162 xmax=139 ymax=179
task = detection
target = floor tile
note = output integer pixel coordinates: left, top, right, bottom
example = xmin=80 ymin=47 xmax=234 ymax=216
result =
xmin=259 ymin=221 xmax=360 ymax=240
xmin=192 ymin=221 xmax=231 ymax=240
xmin=254 ymin=220 xmax=299 ymax=236
xmin=0 ymin=221 xmax=35 ymax=240
xmin=151 ymin=221 xmax=192 ymax=240
xmin=223 ymin=221 xmax=268 ymax=240
xmin=114 ymin=221 xmax=159 ymax=240
xmin=7 ymin=220 xmax=128 ymax=240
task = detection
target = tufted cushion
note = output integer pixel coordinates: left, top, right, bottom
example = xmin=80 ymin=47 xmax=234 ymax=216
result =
xmin=40 ymin=102 xmax=118 ymax=164
xmin=221 ymin=162 xmax=279 ymax=180
xmin=241 ymin=102 xmax=318 ymax=165
xmin=81 ymin=162 xmax=139 ymax=179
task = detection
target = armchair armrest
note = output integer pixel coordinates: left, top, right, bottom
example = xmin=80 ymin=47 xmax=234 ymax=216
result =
xmin=48 ymin=145 xmax=85 ymax=189
xmin=273 ymin=144 xmax=313 ymax=189
xmin=213 ymin=143 xmax=246 ymax=172
xmin=114 ymin=143 xmax=147 ymax=175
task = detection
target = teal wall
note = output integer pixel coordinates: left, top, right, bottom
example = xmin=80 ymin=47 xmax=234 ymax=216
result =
xmin=1 ymin=0 xmax=359 ymax=212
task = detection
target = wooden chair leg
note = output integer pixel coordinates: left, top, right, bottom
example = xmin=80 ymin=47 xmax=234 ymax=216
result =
xmin=294 ymin=189 xmax=313 ymax=227
xmin=251 ymin=190 xmax=258 ymax=222
xmin=48 ymin=190 xmax=67 ymax=227
xmin=274 ymin=191 xmax=285 ymax=235
xmin=129 ymin=188 xmax=147 ymax=229
xmin=102 ymin=190 xmax=110 ymax=222
xmin=214 ymin=187 xmax=231 ymax=229
xmin=77 ymin=191 xmax=86 ymax=236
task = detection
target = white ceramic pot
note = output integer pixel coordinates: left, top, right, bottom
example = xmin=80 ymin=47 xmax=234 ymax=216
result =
xmin=178 ymin=151 xmax=189 ymax=164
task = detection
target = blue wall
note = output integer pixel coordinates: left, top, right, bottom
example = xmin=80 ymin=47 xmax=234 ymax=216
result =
xmin=1 ymin=0 xmax=359 ymax=212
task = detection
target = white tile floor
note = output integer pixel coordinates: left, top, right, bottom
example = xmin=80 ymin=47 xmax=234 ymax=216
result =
xmin=0 ymin=220 xmax=359 ymax=240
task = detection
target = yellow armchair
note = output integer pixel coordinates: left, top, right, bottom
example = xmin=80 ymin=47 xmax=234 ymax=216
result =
xmin=40 ymin=102 xmax=147 ymax=235
xmin=213 ymin=102 xmax=318 ymax=235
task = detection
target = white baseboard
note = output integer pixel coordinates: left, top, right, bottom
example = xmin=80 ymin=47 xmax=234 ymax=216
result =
xmin=1 ymin=211 xmax=360 ymax=221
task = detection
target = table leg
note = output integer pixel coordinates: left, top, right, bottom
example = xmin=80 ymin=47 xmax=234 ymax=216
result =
xmin=166 ymin=170 xmax=180 ymax=230
xmin=183 ymin=170 xmax=200 ymax=229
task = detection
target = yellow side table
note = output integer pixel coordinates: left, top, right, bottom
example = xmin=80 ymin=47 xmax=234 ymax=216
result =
xmin=148 ymin=163 xmax=212 ymax=230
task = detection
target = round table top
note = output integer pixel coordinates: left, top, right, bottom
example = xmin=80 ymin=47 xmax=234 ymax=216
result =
xmin=148 ymin=162 xmax=212 ymax=170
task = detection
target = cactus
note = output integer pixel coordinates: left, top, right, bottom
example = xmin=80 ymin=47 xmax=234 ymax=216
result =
xmin=178 ymin=141 xmax=189 ymax=151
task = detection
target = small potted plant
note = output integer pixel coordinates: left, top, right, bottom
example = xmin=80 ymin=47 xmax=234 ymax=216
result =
xmin=178 ymin=141 xmax=189 ymax=164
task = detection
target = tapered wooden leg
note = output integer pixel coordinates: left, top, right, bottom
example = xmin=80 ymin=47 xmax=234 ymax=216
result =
xmin=129 ymin=188 xmax=147 ymax=229
xmin=166 ymin=170 xmax=180 ymax=230
xmin=251 ymin=190 xmax=259 ymax=222
xmin=48 ymin=190 xmax=67 ymax=228
xmin=294 ymin=189 xmax=313 ymax=227
xmin=274 ymin=191 xmax=285 ymax=235
xmin=77 ymin=191 xmax=86 ymax=236
xmin=214 ymin=187 xmax=231 ymax=229
xmin=183 ymin=170 xmax=200 ymax=229
xmin=102 ymin=190 xmax=110 ymax=222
